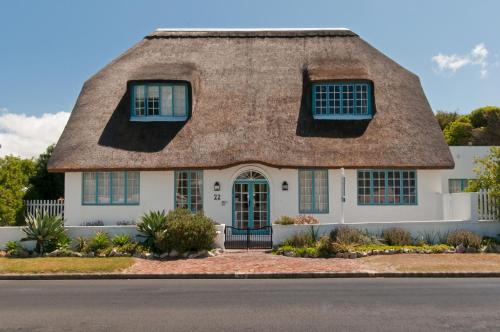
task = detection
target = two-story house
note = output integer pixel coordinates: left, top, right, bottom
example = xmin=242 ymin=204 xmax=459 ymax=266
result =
xmin=48 ymin=28 xmax=454 ymax=228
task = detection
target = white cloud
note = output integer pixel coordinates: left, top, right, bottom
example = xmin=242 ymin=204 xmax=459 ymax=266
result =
xmin=0 ymin=109 xmax=70 ymax=158
xmin=432 ymin=43 xmax=489 ymax=79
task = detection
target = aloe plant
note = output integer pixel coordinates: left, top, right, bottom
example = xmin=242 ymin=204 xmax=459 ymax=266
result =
xmin=136 ymin=210 xmax=168 ymax=253
xmin=21 ymin=213 xmax=66 ymax=254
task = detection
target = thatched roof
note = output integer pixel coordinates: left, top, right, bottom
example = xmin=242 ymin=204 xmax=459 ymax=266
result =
xmin=48 ymin=28 xmax=453 ymax=171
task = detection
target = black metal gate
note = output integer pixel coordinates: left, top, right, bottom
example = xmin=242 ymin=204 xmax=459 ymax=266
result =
xmin=224 ymin=226 xmax=273 ymax=249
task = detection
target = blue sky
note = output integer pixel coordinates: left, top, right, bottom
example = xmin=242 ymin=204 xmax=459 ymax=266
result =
xmin=0 ymin=0 xmax=499 ymax=157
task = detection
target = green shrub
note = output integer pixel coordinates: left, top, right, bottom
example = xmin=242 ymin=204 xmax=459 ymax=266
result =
xmin=164 ymin=209 xmax=217 ymax=253
xmin=4 ymin=240 xmax=22 ymax=255
xmin=74 ymin=236 xmax=89 ymax=253
xmin=316 ymin=236 xmax=334 ymax=257
xmin=383 ymin=227 xmax=413 ymax=246
xmin=273 ymin=216 xmax=295 ymax=225
xmin=88 ymin=231 xmax=111 ymax=253
xmin=331 ymin=226 xmax=367 ymax=245
xmin=295 ymin=215 xmax=320 ymax=225
xmin=55 ymin=233 xmax=72 ymax=251
xmin=282 ymin=232 xmax=315 ymax=248
xmin=136 ymin=210 xmax=168 ymax=253
xmin=446 ymin=229 xmax=482 ymax=249
xmin=112 ymin=234 xmax=132 ymax=247
xmin=21 ymin=213 xmax=66 ymax=254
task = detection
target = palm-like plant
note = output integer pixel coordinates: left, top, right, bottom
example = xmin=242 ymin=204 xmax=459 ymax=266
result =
xmin=21 ymin=212 xmax=65 ymax=254
xmin=136 ymin=210 xmax=168 ymax=253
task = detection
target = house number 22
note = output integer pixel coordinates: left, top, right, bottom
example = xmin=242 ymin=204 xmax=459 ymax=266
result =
xmin=213 ymin=194 xmax=221 ymax=201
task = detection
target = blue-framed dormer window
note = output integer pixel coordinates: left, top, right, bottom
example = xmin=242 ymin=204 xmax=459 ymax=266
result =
xmin=312 ymin=81 xmax=373 ymax=120
xmin=299 ymin=169 xmax=329 ymax=214
xmin=175 ymin=170 xmax=203 ymax=213
xmin=357 ymin=170 xmax=417 ymax=205
xmin=82 ymin=171 xmax=140 ymax=205
xmin=130 ymin=82 xmax=189 ymax=121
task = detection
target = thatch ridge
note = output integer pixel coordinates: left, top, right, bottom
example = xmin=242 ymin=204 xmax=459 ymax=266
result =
xmin=48 ymin=29 xmax=454 ymax=172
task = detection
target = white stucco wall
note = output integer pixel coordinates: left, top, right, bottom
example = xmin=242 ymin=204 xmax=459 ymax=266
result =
xmin=65 ymin=171 xmax=175 ymax=226
xmin=442 ymin=146 xmax=492 ymax=193
xmin=64 ymin=165 xmax=445 ymax=226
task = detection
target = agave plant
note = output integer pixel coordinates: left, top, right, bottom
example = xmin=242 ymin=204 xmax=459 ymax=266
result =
xmin=21 ymin=213 xmax=66 ymax=254
xmin=136 ymin=210 xmax=168 ymax=253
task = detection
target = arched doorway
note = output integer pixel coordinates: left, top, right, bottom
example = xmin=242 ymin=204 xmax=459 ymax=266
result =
xmin=232 ymin=170 xmax=270 ymax=231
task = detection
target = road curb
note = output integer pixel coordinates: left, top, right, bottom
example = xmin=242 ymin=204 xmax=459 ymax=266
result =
xmin=1 ymin=272 xmax=500 ymax=280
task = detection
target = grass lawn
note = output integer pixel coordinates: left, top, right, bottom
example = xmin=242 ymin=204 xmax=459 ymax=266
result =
xmin=362 ymin=254 xmax=500 ymax=273
xmin=0 ymin=257 xmax=134 ymax=274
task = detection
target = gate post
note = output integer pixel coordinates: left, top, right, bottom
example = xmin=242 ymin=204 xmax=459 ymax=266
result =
xmin=247 ymin=228 xmax=250 ymax=250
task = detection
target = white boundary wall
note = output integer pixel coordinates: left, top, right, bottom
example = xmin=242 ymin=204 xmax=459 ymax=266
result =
xmin=273 ymin=221 xmax=500 ymax=245
xmin=0 ymin=225 xmax=225 ymax=251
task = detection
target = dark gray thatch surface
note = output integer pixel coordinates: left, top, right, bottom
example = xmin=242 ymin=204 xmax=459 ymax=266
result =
xmin=48 ymin=29 xmax=453 ymax=171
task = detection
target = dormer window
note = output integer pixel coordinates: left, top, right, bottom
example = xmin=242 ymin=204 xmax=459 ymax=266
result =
xmin=312 ymin=81 xmax=373 ymax=120
xmin=130 ymin=82 xmax=189 ymax=121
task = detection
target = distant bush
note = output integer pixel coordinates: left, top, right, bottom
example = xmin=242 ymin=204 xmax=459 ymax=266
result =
xmin=383 ymin=227 xmax=413 ymax=246
xmin=294 ymin=215 xmax=320 ymax=225
xmin=273 ymin=215 xmax=320 ymax=225
xmin=282 ymin=232 xmax=315 ymax=248
xmin=273 ymin=216 xmax=295 ymax=225
xmin=446 ymin=229 xmax=482 ymax=249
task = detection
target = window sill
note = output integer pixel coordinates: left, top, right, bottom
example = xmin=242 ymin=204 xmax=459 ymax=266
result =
xmin=130 ymin=116 xmax=188 ymax=122
xmin=313 ymin=114 xmax=372 ymax=120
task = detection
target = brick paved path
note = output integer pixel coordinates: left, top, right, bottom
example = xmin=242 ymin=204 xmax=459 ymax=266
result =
xmin=125 ymin=250 xmax=375 ymax=274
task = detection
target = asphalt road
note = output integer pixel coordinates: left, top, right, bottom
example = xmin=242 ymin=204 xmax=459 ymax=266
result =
xmin=0 ymin=278 xmax=499 ymax=332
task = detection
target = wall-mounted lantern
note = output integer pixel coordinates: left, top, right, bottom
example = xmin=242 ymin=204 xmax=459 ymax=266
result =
xmin=214 ymin=181 xmax=221 ymax=191
xmin=282 ymin=181 xmax=289 ymax=191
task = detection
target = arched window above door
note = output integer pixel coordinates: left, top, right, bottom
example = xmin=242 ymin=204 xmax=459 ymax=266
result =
xmin=236 ymin=170 xmax=266 ymax=180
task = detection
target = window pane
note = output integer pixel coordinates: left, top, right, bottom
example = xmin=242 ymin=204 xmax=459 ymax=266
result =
xmin=147 ymin=86 xmax=160 ymax=116
xmin=299 ymin=170 xmax=313 ymax=212
xmin=111 ymin=172 xmax=125 ymax=204
xmin=176 ymin=171 xmax=189 ymax=209
xmin=126 ymin=172 xmax=140 ymax=204
xmin=355 ymin=84 xmax=368 ymax=115
xmin=82 ymin=172 xmax=97 ymax=204
xmin=190 ymin=171 xmax=203 ymax=212
xmin=97 ymin=172 xmax=111 ymax=204
xmin=160 ymin=86 xmax=173 ymax=116
xmin=134 ymin=85 xmax=145 ymax=116
xmin=314 ymin=170 xmax=328 ymax=212
xmin=342 ymin=84 xmax=354 ymax=114
xmin=357 ymin=171 xmax=371 ymax=204
xmin=173 ymin=85 xmax=186 ymax=116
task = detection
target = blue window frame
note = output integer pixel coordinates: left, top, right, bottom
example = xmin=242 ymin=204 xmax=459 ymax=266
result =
xmin=175 ymin=170 xmax=203 ymax=213
xmin=299 ymin=169 xmax=329 ymax=213
xmin=82 ymin=171 xmax=140 ymax=205
xmin=449 ymin=179 xmax=472 ymax=193
xmin=357 ymin=170 xmax=417 ymax=205
xmin=312 ymin=81 xmax=373 ymax=120
xmin=130 ymin=82 xmax=189 ymax=121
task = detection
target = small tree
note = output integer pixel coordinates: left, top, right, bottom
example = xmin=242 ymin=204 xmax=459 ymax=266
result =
xmin=435 ymin=110 xmax=459 ymax=130
xmin=467 ymin=147 xmax=500 ymax=201
xmin=0 ymin=156 xmax=36 ymax=225
xmin=25 ymin=145 xmax=64 ymax=200
xmin=443 ymin=118 xmax=473 ymax=145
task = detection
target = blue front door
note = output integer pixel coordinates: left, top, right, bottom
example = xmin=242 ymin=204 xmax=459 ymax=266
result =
xmin=233 ymin=178 xmax=270 ymax=232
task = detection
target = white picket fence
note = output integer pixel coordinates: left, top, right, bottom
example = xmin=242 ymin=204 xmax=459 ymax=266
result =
xmin=24 ymin=199 xmax=65 ymax=218
xmin=477 ymin=190 xmax=499 ymax=221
